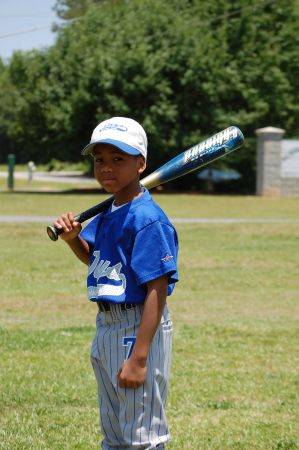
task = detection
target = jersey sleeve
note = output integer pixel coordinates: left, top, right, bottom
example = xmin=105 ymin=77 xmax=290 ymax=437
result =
xmin=79 ymin=214 xmax=103 ymax=250
xmin=131 ymin=221 xmax=179 ymax=292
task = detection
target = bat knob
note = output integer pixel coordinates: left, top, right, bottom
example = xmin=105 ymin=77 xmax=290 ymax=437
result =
xmin=47 ymin=225 xmax=60 ymax=241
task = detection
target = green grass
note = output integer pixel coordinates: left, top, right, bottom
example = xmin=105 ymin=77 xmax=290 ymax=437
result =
xmin=0 ymin=195 xmax=299 ymax=449
xmin=0 ymin=190 xmax=299 ymax=219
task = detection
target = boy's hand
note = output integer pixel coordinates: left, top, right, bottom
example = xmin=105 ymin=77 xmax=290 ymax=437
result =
xmin=117 ymin=357 xmax=147 ymax=389
xmin=53 ymin=213 xmax=82 ymax=241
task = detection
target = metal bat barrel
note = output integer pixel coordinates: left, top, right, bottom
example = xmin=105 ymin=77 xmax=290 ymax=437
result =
xmin=47 ymin=126 xmax=244 ymax=241
xmin=141 ymin=126 xmax=244 ymax=188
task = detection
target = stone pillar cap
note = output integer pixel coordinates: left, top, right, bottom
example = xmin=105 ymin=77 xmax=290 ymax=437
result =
xmin=255 ymin=126 xmax=285 ymax=136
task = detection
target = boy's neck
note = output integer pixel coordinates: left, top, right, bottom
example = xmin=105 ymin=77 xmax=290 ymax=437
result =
xmin=113 ymin=184 xmax=144 ymax=206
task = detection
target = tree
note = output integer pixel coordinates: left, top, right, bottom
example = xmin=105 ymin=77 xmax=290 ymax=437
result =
xmin=1 ymin=0 xmax=299 ymax=193
xmin=54 ymin=0 xmax=106 ymax=19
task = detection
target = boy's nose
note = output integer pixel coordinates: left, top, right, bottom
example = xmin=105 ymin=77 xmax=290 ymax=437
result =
xmin=100 ymin=163 xmax=112 ymax=172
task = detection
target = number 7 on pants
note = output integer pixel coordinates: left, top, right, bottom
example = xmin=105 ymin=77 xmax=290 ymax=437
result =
xmin=122 ymin=336 xmax=136 ymax=359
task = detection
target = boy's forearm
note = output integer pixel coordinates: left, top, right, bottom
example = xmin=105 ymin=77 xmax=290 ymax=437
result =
xmin=66 ymin=236 xmax=90 ymax=265
xmin=131 ymin=277 xmax=167 ymax=364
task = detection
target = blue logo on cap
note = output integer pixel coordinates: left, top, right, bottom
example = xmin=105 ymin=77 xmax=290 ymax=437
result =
xmin=100 ymin=123 xmax=127 ymax=133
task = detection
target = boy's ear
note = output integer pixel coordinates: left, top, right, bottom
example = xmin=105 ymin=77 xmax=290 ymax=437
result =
xmin=138 ymin=156 xmax=147 ymax=174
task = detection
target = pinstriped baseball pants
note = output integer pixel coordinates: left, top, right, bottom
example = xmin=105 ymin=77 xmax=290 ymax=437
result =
xmin=90 ymin=304 xmax=173 ymax=450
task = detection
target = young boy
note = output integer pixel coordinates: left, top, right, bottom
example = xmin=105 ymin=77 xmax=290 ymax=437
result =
xmin=53 ymin=117 xmax=179 ymax=449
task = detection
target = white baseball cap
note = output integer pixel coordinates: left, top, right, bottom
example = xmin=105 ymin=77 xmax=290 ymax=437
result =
xmin=81 ymin=117 xmax=148 ymax=159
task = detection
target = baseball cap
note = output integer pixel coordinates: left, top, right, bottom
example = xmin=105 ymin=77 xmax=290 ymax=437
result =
xmin=81 ymin=117 xmax=148 ymax=159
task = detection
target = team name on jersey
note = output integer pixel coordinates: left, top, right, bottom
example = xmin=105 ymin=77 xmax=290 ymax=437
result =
xmin=88 ymin=250 xmax=127 ymax=298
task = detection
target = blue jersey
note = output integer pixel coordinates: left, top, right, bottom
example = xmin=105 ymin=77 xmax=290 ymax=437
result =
xmin=80 ymin=189 xmax=179 ymax=304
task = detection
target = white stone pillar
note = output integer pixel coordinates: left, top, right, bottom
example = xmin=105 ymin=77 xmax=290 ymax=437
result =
xmin=255 ymin=126 xmax=285 ymax=196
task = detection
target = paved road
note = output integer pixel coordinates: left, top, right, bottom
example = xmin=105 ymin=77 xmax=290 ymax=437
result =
xmin=0 ymin=171 xmax=97 ymax=185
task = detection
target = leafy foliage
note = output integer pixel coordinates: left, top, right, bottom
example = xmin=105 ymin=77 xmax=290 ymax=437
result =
xmin=0 ymin=0 xmax=299 ymax=192
xmin=54 ymin=0 xmax=104 ymax=20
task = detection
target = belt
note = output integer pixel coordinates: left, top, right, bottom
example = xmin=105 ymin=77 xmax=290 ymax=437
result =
xmin=96 ymin=301 xmax=136 ymax=313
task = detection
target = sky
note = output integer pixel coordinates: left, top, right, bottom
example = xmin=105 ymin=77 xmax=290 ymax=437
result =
xmin=0 ymin=0 xmax=63 ymax=61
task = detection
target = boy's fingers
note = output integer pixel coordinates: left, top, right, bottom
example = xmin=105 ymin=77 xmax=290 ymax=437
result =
xmin=59 ymin=215 xmax=71 ymax=232
xmin=53 ymin=213 xmax=75 ymax=233
xmin=72 ymin=221 xmax=82 ymax=231
xmin=53 ymin=221 xmax=62 ymax=229
xmin=117 ymin=363 xmax=144 ymax=389
xmin=53 ymin=218 xmax=65 ymax=230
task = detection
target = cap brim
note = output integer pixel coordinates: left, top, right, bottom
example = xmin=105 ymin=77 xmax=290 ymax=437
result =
xmin=81 ymin=139 xmax=141 ymax=156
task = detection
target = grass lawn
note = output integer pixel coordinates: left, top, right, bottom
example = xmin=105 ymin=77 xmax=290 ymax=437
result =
xmin=1 ymin=189 xmax=299 ymax=220
xmin=0 ymin=194 xmax=298 ymax=449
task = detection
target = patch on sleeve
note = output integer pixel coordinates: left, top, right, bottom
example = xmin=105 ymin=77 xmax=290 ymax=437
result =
xmin=161 ymin=253 xmax=173 ymax=263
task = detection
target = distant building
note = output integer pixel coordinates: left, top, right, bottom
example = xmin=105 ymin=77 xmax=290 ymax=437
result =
xmin=256 ymin=127 xmax=299 ymax=196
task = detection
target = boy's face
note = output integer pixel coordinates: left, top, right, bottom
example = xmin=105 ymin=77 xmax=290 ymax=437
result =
xmin=92 ymin=144 xmax=146 ymax=197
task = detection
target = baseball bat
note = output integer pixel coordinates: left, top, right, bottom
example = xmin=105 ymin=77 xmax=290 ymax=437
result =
xmin=47 ymin=126 xmax=244 ymax=241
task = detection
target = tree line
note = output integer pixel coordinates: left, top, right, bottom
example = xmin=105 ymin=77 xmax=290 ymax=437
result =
xmin=0 ymin=0 xmax=298 ymax=192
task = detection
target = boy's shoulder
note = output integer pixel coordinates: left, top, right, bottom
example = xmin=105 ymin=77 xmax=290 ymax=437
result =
xmin=128 ymin=190 xmax=174 ymax=231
